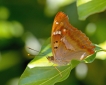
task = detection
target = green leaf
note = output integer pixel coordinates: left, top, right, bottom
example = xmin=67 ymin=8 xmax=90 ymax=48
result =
xmin=18 ymin=38 xmax=80 ymax=85
xmin=84 ymin=53 xmax=96 ymax=63
xmin=77 ymin=0 xmax=106 ymax=20
xmin=19 ymin=38 xmax=71 ymax=85
xmin=84 ymin=44 xmax=103 ymax=63
xmin=19 ymin=38 xmax=104 ymax=85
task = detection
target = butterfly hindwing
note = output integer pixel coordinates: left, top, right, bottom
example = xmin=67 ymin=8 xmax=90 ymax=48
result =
xmin=49 ymin=12 xmax=95 ymax=65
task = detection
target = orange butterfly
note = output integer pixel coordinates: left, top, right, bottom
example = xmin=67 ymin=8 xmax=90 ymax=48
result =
xmin=47 ymin=12 xmax=95 ymax=65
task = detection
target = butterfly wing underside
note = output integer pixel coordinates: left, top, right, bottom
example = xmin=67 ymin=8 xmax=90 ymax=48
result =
xmin=48 ymin=12 xmax=95 ymax=65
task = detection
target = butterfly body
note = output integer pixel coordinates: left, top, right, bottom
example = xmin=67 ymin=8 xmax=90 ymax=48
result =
xmin=48 ymin=12 xmax=95 ymax=65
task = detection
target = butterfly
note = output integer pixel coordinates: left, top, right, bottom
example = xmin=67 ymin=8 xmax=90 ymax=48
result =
xmin=47 ymin=12 xmax=95 ymax=66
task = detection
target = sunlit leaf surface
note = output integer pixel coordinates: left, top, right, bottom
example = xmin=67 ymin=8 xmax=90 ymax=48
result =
xmin=77 ymin=0 xmax=106 ymax=20
xmin=19 ymin=38 xmax=102 ymax=85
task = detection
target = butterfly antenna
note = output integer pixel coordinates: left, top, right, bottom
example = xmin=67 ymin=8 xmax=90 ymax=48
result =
xmin=27 ymin=47 xmax=62 ymax=76
xmin=27 ymin=47 xmax=48 ymax=56
xmin=27 ymin=53 xmax=36 ymax=57
xmin=27 ymin=47 xmax=40 ymax=52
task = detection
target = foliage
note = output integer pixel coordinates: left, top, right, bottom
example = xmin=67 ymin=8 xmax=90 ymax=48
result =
xmin=77 ymin=0 xmax=106 ymax=20
xmin=0 ymin=0 xmax=106 ymax=85
xmin=18 ymin=38 xmax=103 ymax=85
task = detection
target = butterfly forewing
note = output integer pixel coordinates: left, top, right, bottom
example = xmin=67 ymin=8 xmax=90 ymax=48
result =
xmin=49 ymin=12 xmax=95 ymax=65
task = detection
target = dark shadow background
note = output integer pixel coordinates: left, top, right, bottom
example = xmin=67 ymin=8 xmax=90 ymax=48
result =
xmin=0 ymin=0 xmax=106 ymax=85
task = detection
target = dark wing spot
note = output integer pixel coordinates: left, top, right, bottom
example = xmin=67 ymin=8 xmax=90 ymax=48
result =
xmin=55 ymin=41 xmax=58 ymax=43
xmin=54 ymin=47 xmax=58 ymax=49
xmin=54 ymin=41 xmax=58 ymax=43
xmin=81 ymin=45 xmax=85 ymax=49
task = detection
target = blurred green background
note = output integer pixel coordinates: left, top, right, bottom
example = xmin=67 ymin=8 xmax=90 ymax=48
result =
xmin=0 ymin=0 xmax=106 ymax=85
